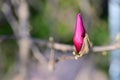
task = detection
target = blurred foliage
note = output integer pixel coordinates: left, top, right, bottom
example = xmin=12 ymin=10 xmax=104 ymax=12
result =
xmin=91 ymin=20 xmax=109 ymax=45
xmin=96 ymin=54 xmax=109 ymax=75
xmin=59 ymin=0 xmax=79 ymax=12
xmin=29 ymin=0 xmax=50 ymax=39
xmin=0 ymin=40 xmax=17 ymax=76
xmin=0 ymin=22 xmax=13 ymax=35
xmin=30 ymin=13 xmax=50 ymax=38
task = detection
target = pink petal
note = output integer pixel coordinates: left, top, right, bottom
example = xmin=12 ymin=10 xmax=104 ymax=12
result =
xmin=73 ymin=13 xmax=86 ymax=53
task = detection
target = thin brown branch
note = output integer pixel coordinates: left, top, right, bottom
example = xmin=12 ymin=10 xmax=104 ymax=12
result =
xmin=34 ymin=38 xmax=74 ymax=52
xmin=57 ymin=55 xmax=75 ymax=61
xmin=92 ymin=42 xmax=120 ymax=52
xmin=48 ymin=37 xmax=55 ymax=71
xmin=0 ymin=35 xmax=120 ymax=53
xmin=31 ymin=44 xmax=47 ymax=65
xmin=34 ymin=38 xmax=120 ymax=53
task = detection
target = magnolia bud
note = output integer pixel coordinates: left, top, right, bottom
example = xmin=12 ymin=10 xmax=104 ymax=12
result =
xmin=73 ymin=13 xmax=86 ymax=53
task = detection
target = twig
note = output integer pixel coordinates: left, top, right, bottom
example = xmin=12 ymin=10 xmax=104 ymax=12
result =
xmin=92 ymin=42 xmax=120 ymax=52
xmin=48 ymin=37 xmax=55 ymax=71
xmin=57 ymin=55 xmax=75 ymax=61
xmin=31 ymin=44 xmax=47 ymax=65
xmin=0 ymin=35 xmax=120 ymax=53
xmin=34 ymin=38 xmax=74 ymax=52
xmin=34 ymin=39 xmax=120 ymax=53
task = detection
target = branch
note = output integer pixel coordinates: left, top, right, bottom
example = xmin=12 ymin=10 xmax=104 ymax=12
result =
xmin=0 ymin=35 xmax=120 ymax=53
xmin=1 ymin=3 xmax=19 ymax=37
xmin=92 ymin=42 xmax=120 ymax=52
xmin=31 ymin=44 xmax=48 ymax=65
xmin=48 ymin=37 xmax=55 ymax=71
xmin=34 ymin=38 xmax=74 ymax=52
xmin=34 ymin=38 xmax=120 ymax=53
xmin=13 ymin=0 xmax=30 ymax=80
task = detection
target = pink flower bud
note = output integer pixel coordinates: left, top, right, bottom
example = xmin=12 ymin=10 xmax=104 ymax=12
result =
xmin=73 ymin=13 xmax=86 ymax=53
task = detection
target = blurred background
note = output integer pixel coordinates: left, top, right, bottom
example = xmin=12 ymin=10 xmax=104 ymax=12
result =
xmin=0 ymin=0 xmax=119 ymax=80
